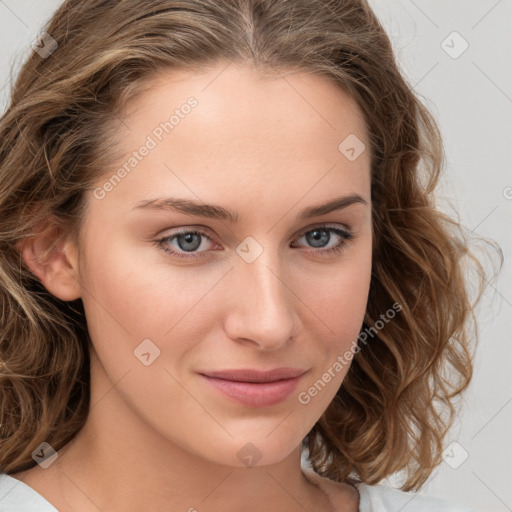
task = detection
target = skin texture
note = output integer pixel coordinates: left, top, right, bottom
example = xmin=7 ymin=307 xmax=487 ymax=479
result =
xmin=15 ymin=61 xmax=372 ymax=512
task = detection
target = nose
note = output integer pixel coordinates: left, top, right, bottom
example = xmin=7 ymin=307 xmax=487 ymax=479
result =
xmin=223 ymin=251 xmax=298 ymax=351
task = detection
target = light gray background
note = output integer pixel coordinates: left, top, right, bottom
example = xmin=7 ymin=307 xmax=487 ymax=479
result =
xmin=0 ymin=1 xmax=510 ymax=511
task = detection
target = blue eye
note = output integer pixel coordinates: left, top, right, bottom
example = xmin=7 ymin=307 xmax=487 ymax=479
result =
xmin=154 ymin=229 xmax=215 ymax=260
xmin=154 ymin=225 xmax=354 ymax=260
xmin=290 ymin=226 xmax=354 ymax=255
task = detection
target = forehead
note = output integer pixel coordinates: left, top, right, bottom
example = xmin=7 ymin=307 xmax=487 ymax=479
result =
xmin=123 ymin=63 xmax=369 ymax=147
xmin=89 ymin=63 xmax=371 ymax=218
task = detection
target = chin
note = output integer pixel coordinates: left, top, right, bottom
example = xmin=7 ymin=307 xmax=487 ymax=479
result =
xmin=177 ymin=428 xmax=303 ymax=469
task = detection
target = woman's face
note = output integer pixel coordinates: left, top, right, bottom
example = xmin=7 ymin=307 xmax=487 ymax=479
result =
xmin=75 ymin=62 xmax=372 ymax=467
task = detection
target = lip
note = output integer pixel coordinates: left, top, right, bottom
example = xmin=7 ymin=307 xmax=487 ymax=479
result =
xmin=199 ymin=368 xmax=307 ymax=407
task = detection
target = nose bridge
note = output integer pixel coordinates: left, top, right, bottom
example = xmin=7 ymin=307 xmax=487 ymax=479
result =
xmin=225 ymin=241 xmax=296 ymax=348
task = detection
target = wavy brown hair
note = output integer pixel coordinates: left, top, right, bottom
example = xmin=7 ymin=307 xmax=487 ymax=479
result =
xmin=0 ymin=0 xmax=498 ymax=491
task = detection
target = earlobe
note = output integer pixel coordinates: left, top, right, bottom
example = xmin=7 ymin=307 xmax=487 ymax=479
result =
xmin=16 ymin=221 xmax=83 ymax=302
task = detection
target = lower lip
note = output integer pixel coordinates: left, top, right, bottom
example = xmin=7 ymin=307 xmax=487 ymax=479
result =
xmin=200 ymin=374 xmax=304 ymax=407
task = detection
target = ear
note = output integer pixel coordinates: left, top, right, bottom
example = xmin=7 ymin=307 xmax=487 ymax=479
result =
xmin=16 ymin=219 xmax=82 ymax=301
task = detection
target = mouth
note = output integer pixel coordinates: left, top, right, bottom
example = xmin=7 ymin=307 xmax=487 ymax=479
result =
xmin=199 ymin=368 xmax=307 ymax=407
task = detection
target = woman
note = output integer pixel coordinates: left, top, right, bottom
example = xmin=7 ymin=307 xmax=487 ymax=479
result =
xmin=0 ymin=1 xmax=495 ymax=510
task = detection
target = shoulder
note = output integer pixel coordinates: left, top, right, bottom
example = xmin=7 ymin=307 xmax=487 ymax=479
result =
xmin=0 ymin=472 xmax=59 ymax=511
xmin=356 ymin=481 xmax=477 ymax=512
xmin=302 ymin=470 xmax=476 ymax=512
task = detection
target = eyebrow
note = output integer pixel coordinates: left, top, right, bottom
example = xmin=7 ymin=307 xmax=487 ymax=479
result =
xmin=130 ymin=193 xmax=367 ymax=222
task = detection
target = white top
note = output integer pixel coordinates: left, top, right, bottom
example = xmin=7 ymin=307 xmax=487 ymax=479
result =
xmin=0 ymin=472 xmax=477 ymax=511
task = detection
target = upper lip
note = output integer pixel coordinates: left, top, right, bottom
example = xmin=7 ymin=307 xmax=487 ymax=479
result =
xmin=200 ymin=368 xmax=307 ymax=383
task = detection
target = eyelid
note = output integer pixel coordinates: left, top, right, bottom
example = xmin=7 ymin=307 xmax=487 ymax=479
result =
xmin=156 ymin=222 xmax=352 ymax=238
xmin=157 ymin=222 xmax=351 ymax=242
xmin=296 ymin=222 xmax=351 ymax=236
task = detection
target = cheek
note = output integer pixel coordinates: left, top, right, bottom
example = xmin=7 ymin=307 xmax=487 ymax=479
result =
xmin=293 ymin=289 xmax=370 ymax=419
xmin=80 ymin=235 xmax=216 ymax=338
xmin=293 ymin=244 xmax=372 ymax=401
xmin=300 ymin=249 xmax=372 ymax=346
xmin=78 ymin=241 xmax=220 ymax=441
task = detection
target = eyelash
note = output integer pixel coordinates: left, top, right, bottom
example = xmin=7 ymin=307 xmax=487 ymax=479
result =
xmin=153 ymin=224 xmax=354 ymax=260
